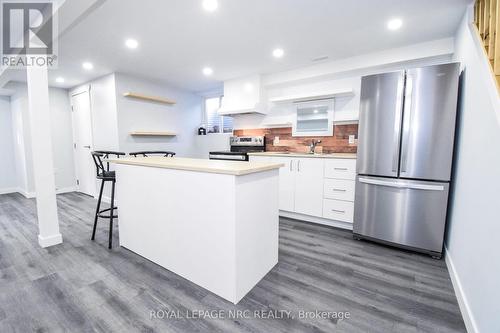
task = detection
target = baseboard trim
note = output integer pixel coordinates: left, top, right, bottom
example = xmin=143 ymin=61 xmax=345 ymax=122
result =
xmin=2 ymin=187 xmax=78 ymax=199
xmin=0 ymin=187 xmax=18 ymax=195
xmin=279 ymin=211 xmax=353 ymax=230
xmin=17 ymin=188 xmax=36 ymax=198
xmin=56 ymin=186 xmax=78 ymax=194
xmin=445 ymin=246 xmax=478 ymax=333
xmin=38 ymin=233 xmax=63 ymax=248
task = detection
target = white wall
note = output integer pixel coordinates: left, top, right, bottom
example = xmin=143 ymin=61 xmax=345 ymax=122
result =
xmin=70 ymin=73 xmax=203 ymax=201
xmin=4 ymin=82 xmax=75 ymax=196
xmin=0 ymin=96 xmax=17 ymax=193
xmin=9 ymin=83 xmax=35 ymax=196
xmin=232 ymin=40 xmax=454 ymax=130
xmin=114 ymin=73 xmax=202 ymax=157
xmin=445 ymin=8 xmax=500 ymax=333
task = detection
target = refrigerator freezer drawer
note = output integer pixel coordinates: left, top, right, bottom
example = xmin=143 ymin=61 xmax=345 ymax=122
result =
xmin=353 ymin=176 xmax=449 ymax=253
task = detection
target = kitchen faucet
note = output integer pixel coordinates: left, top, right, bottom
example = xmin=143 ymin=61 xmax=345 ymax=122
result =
xmin=309 ymin=139 xmax=321 ymax=154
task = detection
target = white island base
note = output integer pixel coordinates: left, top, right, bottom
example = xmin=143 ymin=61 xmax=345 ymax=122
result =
xmin=113 ymin=158 xmax=280 ymax=304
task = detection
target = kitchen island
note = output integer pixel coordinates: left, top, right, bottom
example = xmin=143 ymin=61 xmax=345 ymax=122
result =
xmin=108 ymin=157 xmax=283 ymax=304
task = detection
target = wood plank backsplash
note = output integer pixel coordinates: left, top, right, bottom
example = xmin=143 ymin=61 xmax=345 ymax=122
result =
xmin=234 ymin=124 xmax=358 ymax=154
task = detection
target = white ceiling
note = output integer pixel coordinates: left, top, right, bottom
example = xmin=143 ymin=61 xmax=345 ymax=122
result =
xmin=13 ymin=0 xmax=472 ymax=92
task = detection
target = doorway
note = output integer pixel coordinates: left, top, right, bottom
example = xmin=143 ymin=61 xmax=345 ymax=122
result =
xmin=71 ymin=87 xmax=96 ymax=197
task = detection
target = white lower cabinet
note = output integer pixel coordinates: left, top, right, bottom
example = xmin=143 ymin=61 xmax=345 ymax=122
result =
xmin=274 ymin=157 xmax=295 ymax=212
xmin=250 ymin=156 xmax=323 ymax=215
xmin=323 ymin=198 xmax=354 ymax=223
xmin=249 ymin=155 xmax=356 ymax=227
xmin=323 ymin=178 xmax=355 ymax=201
xmin=324 ymin=159 xmax=356 ymax=180
xmin=293 ymin=158 xmax=324 ymax=217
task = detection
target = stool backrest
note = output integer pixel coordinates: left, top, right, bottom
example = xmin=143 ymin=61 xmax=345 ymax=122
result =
xmin=129 ymin=151 xmax=176 ymax=157
xmin=91 ymin=151 xmax=126 ymax=177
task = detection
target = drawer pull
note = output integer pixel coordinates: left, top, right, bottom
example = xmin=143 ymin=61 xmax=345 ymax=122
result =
xmin=332 ymin=188 xmax=346 ymax=192
xmin=334 ymin=167 xmax=348 ymax=171
xmin=331 ymin=209 xmax=345 ymax=213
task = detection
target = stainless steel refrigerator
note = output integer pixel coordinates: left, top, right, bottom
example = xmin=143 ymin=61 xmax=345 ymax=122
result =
xmin=353 ymin=63 xmax=460 ymax=258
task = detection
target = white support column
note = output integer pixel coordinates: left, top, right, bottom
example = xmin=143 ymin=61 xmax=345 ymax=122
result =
xmin=26 ymin=64 xmax=63 ymax=248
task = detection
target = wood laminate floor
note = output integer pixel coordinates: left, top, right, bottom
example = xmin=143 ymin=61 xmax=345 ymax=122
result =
xmin=0 ymin=192 xmax=465 ymax=333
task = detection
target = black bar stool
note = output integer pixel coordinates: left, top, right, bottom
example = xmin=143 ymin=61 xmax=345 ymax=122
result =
xmin=129 ymin=151 xmax=176 ymax=157
xmin=91 ymin=150 xmax=126 ymax=249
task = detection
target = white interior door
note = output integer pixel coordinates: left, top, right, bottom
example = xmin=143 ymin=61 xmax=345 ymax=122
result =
xmin=71 ymin=89 xmax=96 ymax=196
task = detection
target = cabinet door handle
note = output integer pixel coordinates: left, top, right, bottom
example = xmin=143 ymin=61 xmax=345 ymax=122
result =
xmin=332 ymin=188 xmax=346 ymax=192
xmin=289 ymin=160 xmax=293 ymax=172
xmin=297 ymin=160 xmax=301 ymax=172
xmin=334 ymin=167 xmax=348 ymax=171
xmin=331 ymin=209 xmax=345 ymax=213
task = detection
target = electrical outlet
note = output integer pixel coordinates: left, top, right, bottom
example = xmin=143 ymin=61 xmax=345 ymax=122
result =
xmin=273 ymin=136 xmax=280 ymax=145
xmin=349 ymin=135 xmax=355 ymax=144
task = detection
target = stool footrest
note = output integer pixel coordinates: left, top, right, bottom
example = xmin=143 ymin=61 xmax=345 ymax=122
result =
xmin=97 ymin=207 xmax=118 ymax=219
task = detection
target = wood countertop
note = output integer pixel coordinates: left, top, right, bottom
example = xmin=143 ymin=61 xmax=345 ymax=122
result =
xmin=107 ymin=157 xmax=284 ymax=176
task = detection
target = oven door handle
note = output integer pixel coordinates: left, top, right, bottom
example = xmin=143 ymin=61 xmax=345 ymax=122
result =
xmin=209 ymin=154 xmax=247 ymax=161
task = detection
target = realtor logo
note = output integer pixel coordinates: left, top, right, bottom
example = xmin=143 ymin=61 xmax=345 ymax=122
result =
xmin=1 ymin=0 xmax=57 ymax=67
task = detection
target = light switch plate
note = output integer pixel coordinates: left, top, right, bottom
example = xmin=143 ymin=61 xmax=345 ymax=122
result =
xmin=273 ymin=136 xmax=280 ymax=145
xmin=349 ymin=135 xmax=355 ymax=144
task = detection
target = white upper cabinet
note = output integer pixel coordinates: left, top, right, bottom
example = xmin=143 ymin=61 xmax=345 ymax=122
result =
xmin=292 ymin=99 xmax=334 ymax=137
xmin=218 ymin=75 xmax=267 ymax=115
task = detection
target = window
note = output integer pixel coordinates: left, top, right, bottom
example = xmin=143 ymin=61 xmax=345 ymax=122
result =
xmin=204 ymin=96 xmax=233 ymax=133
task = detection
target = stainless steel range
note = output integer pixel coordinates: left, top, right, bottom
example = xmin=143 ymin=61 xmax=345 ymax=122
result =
xmin=209 ymin=136 xmax=265 ymax=161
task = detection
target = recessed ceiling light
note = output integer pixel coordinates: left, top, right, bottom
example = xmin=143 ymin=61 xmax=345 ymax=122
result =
xmin=387 ymin=18 xmax=403 ymax=31
xmin=244 ymin=82 xmax=253 ymax=92
xmin=82 ymin=62 xmax=93 ymax=70
xmin=202 ymin=67 xmax=213 ymax=76
xmin=272 ymin=48 xmax=284 ymax=58
xmin=202 ymin=0 xmax=218 ymax=12
xmin=55 ymin=77 xmax=65 ymax=83
xmin=125 ymin=38 xmax=139 ymax=49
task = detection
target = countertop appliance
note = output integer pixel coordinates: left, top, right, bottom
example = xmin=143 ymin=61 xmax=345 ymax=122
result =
xmin=209 ymin=136 xmax=265 ymax=161
xmin=354 ymin=63 xmax=460 ymax=259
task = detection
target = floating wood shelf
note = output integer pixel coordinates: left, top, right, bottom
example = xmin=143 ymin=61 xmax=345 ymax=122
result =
xmin=130 ymin=131 xmax=177 ymax=136
xmin=269 ymin=89 xmax=354 ymax=103
xmin=123 ymin=92 xmax=176 ymax=105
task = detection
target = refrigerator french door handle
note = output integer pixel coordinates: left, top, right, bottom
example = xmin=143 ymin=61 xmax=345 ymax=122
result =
xmin=391 ymin=72 xmax=405 ymax=172
xmin=358 ymin=177 xmax=444 ymax=191
xmin=401 ymin=73 xmax=413 ymax=173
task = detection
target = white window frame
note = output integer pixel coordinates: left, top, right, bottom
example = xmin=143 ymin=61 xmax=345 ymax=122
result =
xmin=202 ymin=94 xmax=233 ymax=134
